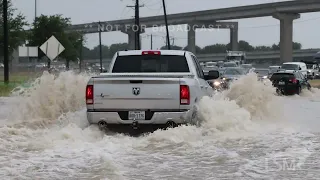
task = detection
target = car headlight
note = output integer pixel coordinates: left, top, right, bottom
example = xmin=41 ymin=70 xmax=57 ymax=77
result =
xmin=222 ymin=78 xmax=226 ymax=80
xmin=213 ymin=81 xmax=221 ymax=86
xmin=263 ymin=76 xmax=267 ymax=79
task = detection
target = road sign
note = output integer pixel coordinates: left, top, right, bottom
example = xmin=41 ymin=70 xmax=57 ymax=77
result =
xmin=39 ymin=35 xmax=65 ymax=61
xmin=18 ymin=46 xmax=38 ymax=57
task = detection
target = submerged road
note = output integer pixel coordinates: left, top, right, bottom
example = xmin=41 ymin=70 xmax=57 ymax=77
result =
xmin=0 ymin=72 xmax=320 ymax=179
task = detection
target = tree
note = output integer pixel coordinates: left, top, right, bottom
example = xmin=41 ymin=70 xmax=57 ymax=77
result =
xmin=160 ymin=45 xmax=182 ymax=50
xmin=254 ymin=46 xmax=272 ymax=51
xmin=27 ymin=14 xmax=83 ymax=68
xmin=270 ymin=42 xmax=302 ymax=51
xmin=109 ymin=43 xmax=128 ymax=57
xmin=238 ymin=40 xmax=254 ymax=51
xmin=0 ymin=0 xmax=28 ymax=58
xmin=202 ymin=44 xmax=228 ymax=53
xmin=183 ymin=45 xmax=202 ymax=54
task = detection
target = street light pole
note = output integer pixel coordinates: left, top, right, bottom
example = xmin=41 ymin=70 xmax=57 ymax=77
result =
xmin=35 ymin=0 xmax=37 ymax=20
xmin=3 ymin=0 xmax=9 ymax=84
xmin=98 ymin=21 xmax=103 ymax=73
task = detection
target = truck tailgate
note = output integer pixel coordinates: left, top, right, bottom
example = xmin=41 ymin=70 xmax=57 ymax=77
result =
xmin=93 ymin=77 xmax=182 ymax=110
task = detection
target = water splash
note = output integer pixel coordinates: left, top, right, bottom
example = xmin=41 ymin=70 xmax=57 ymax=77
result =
xmin=9 ymin=71 xmax=95 ymax=126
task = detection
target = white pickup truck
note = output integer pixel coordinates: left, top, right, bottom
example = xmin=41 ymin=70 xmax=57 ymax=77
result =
xmin=85 ymin=50 xmax=217 ymax=131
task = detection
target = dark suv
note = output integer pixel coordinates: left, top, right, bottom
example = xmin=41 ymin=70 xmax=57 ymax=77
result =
xmin=270 ymin=70 xmax=311 ymax=95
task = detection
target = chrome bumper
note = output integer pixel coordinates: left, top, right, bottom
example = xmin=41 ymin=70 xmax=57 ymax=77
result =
xmin=87 ymin=110 xmax=193 ymax=125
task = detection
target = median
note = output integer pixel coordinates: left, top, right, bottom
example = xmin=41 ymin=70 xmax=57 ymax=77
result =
xmin=0 ymin=72 xmax=37 ymax=96
xmin=309 ymin=79 xmax=320 ymax=89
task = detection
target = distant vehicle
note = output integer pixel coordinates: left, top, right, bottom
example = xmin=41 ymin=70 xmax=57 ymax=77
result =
xmin=268 ymin=66 xmax=281 ymax=74
xmin=223 ymin=62 xmax=238 ymax=68
xmin=225 ymin=51 xmax=246 ymax=64
xmin=241 ymin=64 xmax=253 ymax=69
xmin=203 ymin=66 xmax=219 ymax=76
xmin=205 ymin=61 xmax=217 ymax=68
xmin=270 ymin=70 xmax=311 ymax=95
xmin=205 ymin=70 xmax=228 ymax=91
xmin=241 ymin=64 xmax=255 ymax=74
xmin=35 ymin=63 xmax=47 ymax=69
xmin=217 ymin=61 xmax=224 ymax=68
xmin=86 ymin=50 xmax=215 ymax=134
xmin=281 ymin=62 xmax=307 ymax=77
xmin=300 ymin=60 xmax=319 ymax=79
xmin=221 ymin=67 xmax=246 ymax=82
xmin=254 ymin=68 xmax=272 ymax=80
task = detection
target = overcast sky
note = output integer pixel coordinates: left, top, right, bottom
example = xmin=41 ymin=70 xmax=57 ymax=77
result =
xmin=11 ymin=0 xmax=320 ymax=50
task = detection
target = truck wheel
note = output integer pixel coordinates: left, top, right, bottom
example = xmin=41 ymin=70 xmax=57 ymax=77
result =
xmin=297 ymin=86 xmax=301 ymax=95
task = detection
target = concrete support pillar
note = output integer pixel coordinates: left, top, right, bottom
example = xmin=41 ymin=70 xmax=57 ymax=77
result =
xmin=230 ymin=26 xmax=238 ymax=50
xmin=121 ymin=27 xmax=145 ymax=50
xmin=273 ymin=13 xmax=300 ymax=63
xmin=187 ymin=24 xmax=196 ymax=54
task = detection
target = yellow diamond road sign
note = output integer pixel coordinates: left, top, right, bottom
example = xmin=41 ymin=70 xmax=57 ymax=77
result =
xmin=39 ymin=35 xmax=65 ymax=61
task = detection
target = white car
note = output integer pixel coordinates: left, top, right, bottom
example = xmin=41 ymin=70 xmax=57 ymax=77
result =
xmin=281 ymin=62 xmax=307 ymax=77
xmin=86 ymin=50 xmax=215 ymax=132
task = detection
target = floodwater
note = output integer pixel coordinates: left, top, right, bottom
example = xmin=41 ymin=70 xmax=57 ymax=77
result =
xmin=0 ymin=71 xmax=320 ymax=180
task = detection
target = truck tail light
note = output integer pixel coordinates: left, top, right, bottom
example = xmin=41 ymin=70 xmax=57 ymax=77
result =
xmin=180 ymin=85 xmax=190 ymax=105
xmin=142 ymin=51 xmax=161 ymax=55
xmin=86 ymin=85 xmax=93 ymax=104
xmin=289 ymin=78 xmax=298 ymax=84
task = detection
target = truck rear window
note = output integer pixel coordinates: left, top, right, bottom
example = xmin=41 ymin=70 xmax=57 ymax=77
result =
xmin=270 ymin=73 xmax=294 ymax=80
xmin=112 ymin=55 xmax=190 ymax=73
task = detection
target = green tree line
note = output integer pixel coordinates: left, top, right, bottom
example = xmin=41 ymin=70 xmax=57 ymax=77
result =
xmin=82 ymin=40 xmax=302 ymax=59
xmin=0 ymin=0 xmax=304 ymax=63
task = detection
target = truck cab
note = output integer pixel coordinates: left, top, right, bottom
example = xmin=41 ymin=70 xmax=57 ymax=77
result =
xmin=225 ymin=51 xmax=246 ymax=65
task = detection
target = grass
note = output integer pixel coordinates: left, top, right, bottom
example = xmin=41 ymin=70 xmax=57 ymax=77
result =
xmin=309 ymin=79 xmax=320 ymax=88
xmin=0 ymin=72 xmax=39 ymax=96
xmin=0 ymin=83 xmax=18 ymax=96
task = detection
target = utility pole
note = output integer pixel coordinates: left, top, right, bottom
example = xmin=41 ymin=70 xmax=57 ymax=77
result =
xmin=98 ymin=21 xmax=103 ymax=73
xmin=79 ymin=36 xmax=83 ymax=72
xmin=135 ymin=0 xmax=140 ymax=50
xmin=150 ymin=34 xmax=153 ymax=49
xmin=162 ymin=0 xmax=170 ymax=50
xmin=127 ymin=1 xmax=144 ymax=50
xmin=3 ymin=0 xmax=9 ymax=84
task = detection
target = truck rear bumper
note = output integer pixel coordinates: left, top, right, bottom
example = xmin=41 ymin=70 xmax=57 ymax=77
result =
xmin=86 ymin=110 xmax=193 ymax=125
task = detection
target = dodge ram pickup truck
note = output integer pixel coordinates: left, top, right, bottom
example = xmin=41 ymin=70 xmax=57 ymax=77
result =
xmin=86 ymin=50 xmax=217 ymax=132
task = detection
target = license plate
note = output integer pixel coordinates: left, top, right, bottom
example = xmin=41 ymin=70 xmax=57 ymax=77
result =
xmin=278 ymin=81 xmax=285 ymax=85
xmin=128 ymin=111 xmax=145 ymax=120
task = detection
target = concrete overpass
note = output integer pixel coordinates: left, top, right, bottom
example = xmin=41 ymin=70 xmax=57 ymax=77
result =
xmin=68 ymin=0 xmax=320 ymax=63
xmin=197 ymin=49 xmax=320 ymax=63
xmin=82 ymin=49 xmax=320 ymax=66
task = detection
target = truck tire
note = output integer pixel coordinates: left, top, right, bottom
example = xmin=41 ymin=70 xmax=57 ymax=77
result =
xmin=297 ymin=86 xmax=301 ymax=95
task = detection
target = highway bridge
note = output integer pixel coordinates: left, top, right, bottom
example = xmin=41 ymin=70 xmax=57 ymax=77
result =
xmin=68 ymin=0 xmax=320 ymax=63
xmin=82 ymin=49 xmax=320 ymax=67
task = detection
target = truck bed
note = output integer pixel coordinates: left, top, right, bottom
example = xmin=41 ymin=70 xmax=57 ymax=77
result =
xmin=90 ymin=73 xmax=194 ymax=110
